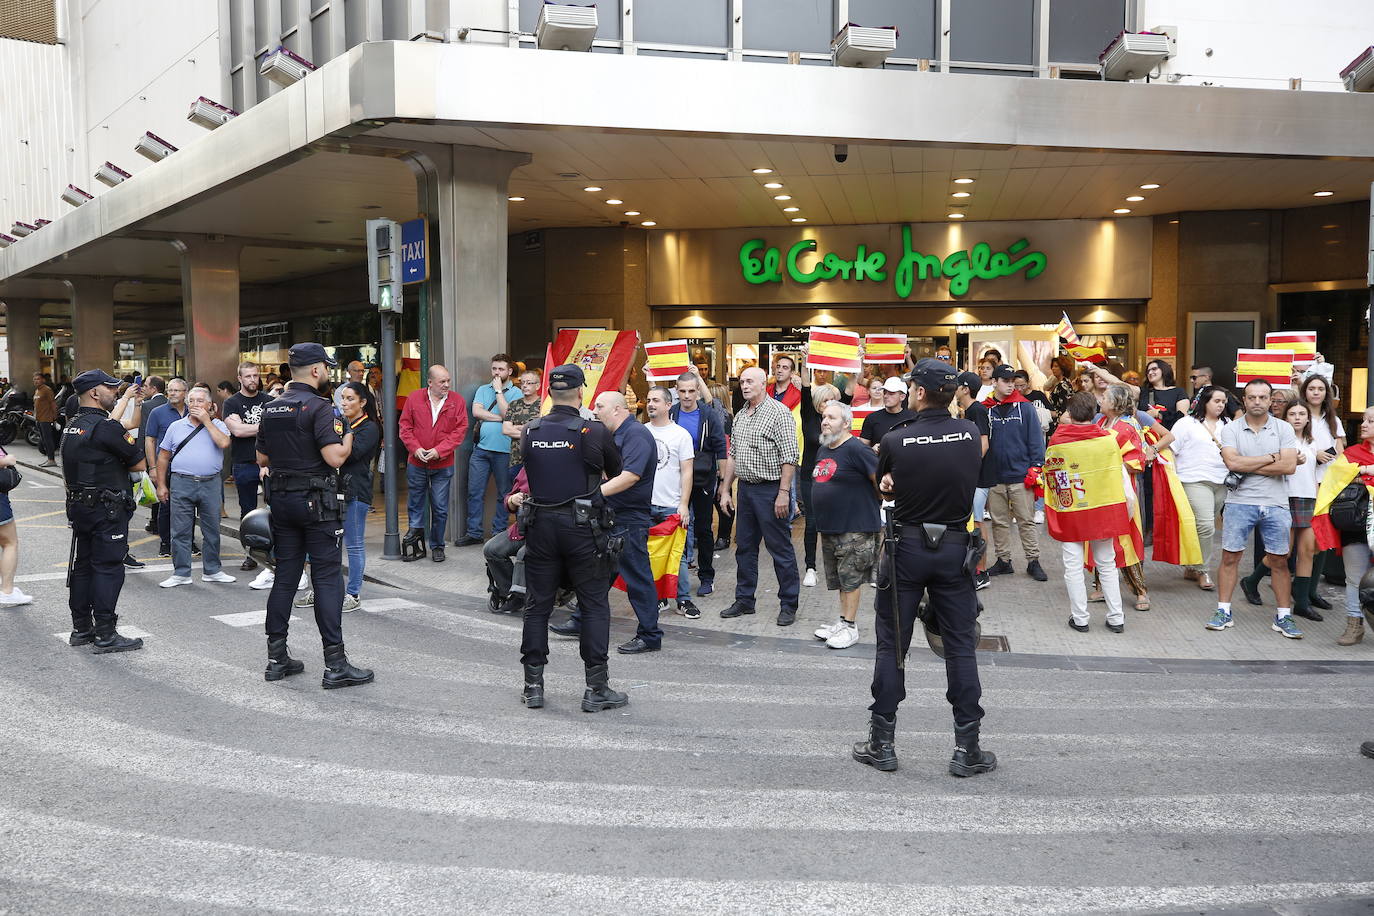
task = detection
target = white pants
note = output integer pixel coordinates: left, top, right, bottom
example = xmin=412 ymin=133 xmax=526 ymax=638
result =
xmin=1063 ymin=539 xmax=1123 ymax=626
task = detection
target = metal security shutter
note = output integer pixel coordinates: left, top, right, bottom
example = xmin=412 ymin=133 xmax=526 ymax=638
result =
xmin=0 ymin=0 xmax=58 ymax=44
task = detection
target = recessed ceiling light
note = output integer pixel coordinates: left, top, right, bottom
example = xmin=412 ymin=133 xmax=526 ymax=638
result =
xmin=507 ymin=196 xmax=524 ymax=201
xmin=763 ymin=182 xmax=783 ymax=189
xmin=1140 ymin=183 xmax=1161 ymax=190
xmin=1113 ymin=208 xmax=1132 ymax=214
xmin=1313 ymin=190 xmax=1334 ymax=197
xmin=583 ymin=186 xmax=602 ymax=192
xmin=1321 ymin=223 xmax=1339 ymax=230
xmin=951 ymin=191 xmax=971 ymax=198
xmin=605 ymin=199 xmax=623 ymax=205
xmin=947 ymin=212 xmax=965 ymax=219
xmin=752 ymin=167 xmax=773 ymax=174
xmin=953 ymin=177 xmax=975 ymax=184
xmin=641 ymin=220 xmax=657 ymax=227
xmin=1125 ymin=195 xmax=1144 ymax=202
xmin=624 ymin=210 xmax=640 ymax=216
xmin=773 ymin=194 xmax=792 ymax=201
xmin=1168 ymin=219 xmax=1179 ymax=224
xmin=791 ymin=217 xmax=807 ymax=223
xmin=782 ymin=206 xmax=800 ymax=213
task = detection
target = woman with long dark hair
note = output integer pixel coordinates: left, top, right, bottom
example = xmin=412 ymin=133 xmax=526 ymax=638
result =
xmin=1139 ymin=359 xmax=1190 ymax=429
xmin=1170 ymin=385 xmax=1231 ymax=590
xmin=1299 ymin=374 xmax=1345 ymax=611
xmin=338 ymin=381 xmax=381 ymax=612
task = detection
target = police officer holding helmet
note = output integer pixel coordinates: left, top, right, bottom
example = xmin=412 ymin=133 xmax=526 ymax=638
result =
xmin=517 ymin=364 xmax=629 ymax=713
xmin=852 ymin=357 xmax=997 ymax=777
xmin=61 ymin=369 xmax=146 ymax=653
xmin=256 ymin=342 xmax=373 ymax=689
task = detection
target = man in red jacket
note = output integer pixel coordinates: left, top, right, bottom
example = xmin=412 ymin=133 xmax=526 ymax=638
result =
xmin=398 ymin=365 xmax=468 ymax=562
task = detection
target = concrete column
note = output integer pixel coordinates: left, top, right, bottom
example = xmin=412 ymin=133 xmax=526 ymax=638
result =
xmin=65 ymin=279 xmax=118 ymax=372
xmin=173 ymin=237 xmax=244 ymax=397
xmin=2 ymin=300 xmax=44 ymax=388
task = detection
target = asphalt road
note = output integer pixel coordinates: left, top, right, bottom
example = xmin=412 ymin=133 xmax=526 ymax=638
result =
xmin=2 ymin=483 xmax=1374 ymax=915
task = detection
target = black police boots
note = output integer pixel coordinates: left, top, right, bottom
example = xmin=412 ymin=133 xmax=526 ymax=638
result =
xmin=852 ymin=712 xmax=898 ymax=772
xmin=321 ymin=643 xmax=374 ymax=689
xmin=401 ymin=528 xmax=427 ymax=562
xmin=264 ymin=637 xmax=305 ymax=682
xmin=521 ymin=663 xmax=545 ymax=708
xmin=69 ymin=616 xmax=96 ymax=647
xmin=90 ymin=623 xmax=143 ymax=654
xmin=581 ymin=663 xmax=629 ymax=712
xmin=949 ymin=721 xmax=998 ymax=777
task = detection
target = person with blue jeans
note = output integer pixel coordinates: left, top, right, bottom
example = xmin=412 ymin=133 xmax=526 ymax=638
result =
xmin=337 ymin=382 xmax=380 ymax=611
xmin=398 ymin=365 xmax=469 ymax=562
xmin=154 ymin=386 xmax=236 ymax=588
xmin=457 ymin=353 xmax=516 ymax=546
xmin=1208 ymin=379 xmax=1301 ymax=637
xmin=223 ymin=362 xmax=273 ymax=570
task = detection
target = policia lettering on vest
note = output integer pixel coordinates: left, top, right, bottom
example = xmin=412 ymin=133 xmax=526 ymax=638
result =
xmin=255 ymin=342 xmax=374 ymax=689
xmin=516 ymin=363 xmax=631 ymax=712
xmin=61 ymin=369 xmax=147 ymax=653
xmin=851 ymin=358 xmax=998 ymax=778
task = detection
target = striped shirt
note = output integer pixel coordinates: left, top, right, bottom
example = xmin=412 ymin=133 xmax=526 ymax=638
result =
xmin=729 ymin=395 xmax=800 ymax=483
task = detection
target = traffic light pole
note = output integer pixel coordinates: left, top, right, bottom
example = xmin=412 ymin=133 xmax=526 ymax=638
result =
xmin=380 ymin=309 xmax=401 ymax=560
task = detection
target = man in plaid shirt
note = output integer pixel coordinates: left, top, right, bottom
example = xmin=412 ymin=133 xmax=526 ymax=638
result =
xmin=718 ymin=366 xmax=802 ymax=626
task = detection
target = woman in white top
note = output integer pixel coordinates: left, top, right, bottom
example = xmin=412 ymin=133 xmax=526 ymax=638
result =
xmin=1171 ymin=386 xmax=1231 ymax=590
xmin=1299 ymin=374 xmax=1345 ymax=611
xmin=1279 ymin=402 xmax=1320 ymax=621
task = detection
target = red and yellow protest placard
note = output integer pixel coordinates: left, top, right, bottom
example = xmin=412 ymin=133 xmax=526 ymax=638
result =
xmin=1236 ymin=348 xmax=1293 ymax=387
xmin=806 ymin=328 xmax=861 ymax=373
xmin=1265 ymin=331 xmax=1317 ymax=368
xmin=643 ymin=339 xmax=691 ymax=381
xmin=863 ymin=334 xmax=906 ymax=364
xmin=851 ymin=401 xmax=879 ymax=435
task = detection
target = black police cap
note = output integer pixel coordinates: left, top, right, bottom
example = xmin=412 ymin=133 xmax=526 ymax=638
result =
xmin=548 ymin=364 xmax=585 ymax=390
xmin=288 ymin=342 xmax=337 ymax=368
xmin=905 ymin=358 xmax=958 ymax=392
xmin=73 ymin=369 xmax=121 ymax=394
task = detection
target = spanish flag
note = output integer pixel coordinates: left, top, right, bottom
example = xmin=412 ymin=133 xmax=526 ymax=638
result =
xmin=1266 ymin=331 xmax=1317 ymax=368
xmin=851 ymin=401 xmax=879 ymax=435
xmin=1313 ymin=443 xmax=1374 ymax=552
xmin=1236 ymin=348 xmax=1293 ymax=387
xmin=396 ymin=357 xmax=421 ymax=412
xmin=772 ymin=380 xmax=804 ymax=458
xmin=615 ymin=513 xmax=687 ymax=599
xmin=1150 ymin=446 xmax=1203 ymax=567
xmin=1057 ymin=311 xmax=1106 ymax=364
xmin=1043 ymin=423 xmax=1133 ymax=543
xmin=1086 ymin=419 xmax=1146 ymax=570
xmin=863 ymin=334 xmax=906 ymax=364
xmin=540 ymin=328 xmax=640 ymax=409
xmin=644 ymin=339 xmax=691 ymax=381
xmin=806 ymin=328 xmax=862 ymax=373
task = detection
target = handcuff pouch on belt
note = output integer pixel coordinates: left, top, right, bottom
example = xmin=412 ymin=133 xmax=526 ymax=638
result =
xmin=271 ymin=471 xmax=344 ymax=522
xmin=67 ymin=487 xmax=133 ymax=521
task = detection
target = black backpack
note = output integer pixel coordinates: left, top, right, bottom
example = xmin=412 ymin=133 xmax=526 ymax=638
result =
xmin=1329 ymin=481 xmax=1370 ymax=533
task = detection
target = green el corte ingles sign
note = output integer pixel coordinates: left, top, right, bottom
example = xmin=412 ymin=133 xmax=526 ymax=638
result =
xmin=739 ymin=225 xmax=1047 ymax=298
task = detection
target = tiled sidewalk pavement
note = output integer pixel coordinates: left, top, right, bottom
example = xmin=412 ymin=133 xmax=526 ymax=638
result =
xmin=13 ymin=440 xmax=1365 ymax=662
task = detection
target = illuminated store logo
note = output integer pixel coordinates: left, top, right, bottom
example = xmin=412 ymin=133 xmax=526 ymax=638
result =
xmin=738 ymin=225 xmax=1048 ymax=297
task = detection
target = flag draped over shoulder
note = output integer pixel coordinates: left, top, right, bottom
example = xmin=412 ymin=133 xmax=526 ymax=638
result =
xmin=615 ymin=514 xmax=687 ymax=599
xmin=1150 ymin=446 xmax=1202 ymax=566
xmin=1312 ymin=444 xmax=1374 ymax=552
xmin=773 ymin=382 xmax=804 ymax=458
xmin=1043 ymin=423 xmax=1132 ymax=543
xmin=539 ymin=329 xmax=640 ymax=409
xmin=1086 ymin=419 xmax=1146 ymax=570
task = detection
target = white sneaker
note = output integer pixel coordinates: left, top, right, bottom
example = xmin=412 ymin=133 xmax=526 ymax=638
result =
xmin=802 ymin=568 xmax=817 ymax=588
xmin=201 ymin=571 xmax=236 ymax=584
xmin=249 ymin=569 xmax=275 ymax=590
xmin=1033 ymin=510 xmax=1045 ymax=524
xmin=814 ymin=616 xmax=844 ymax=641
xmin=294 ymin=590 xmax=314 ymax=608
xmin=342 ymin=594 xmax=362 ymax=613
xmin=159 ymin=575 xmax=193 ymax=588
xmin=297 ymin=572 xmax=310 ymax=590
xmin=0 ymin=588 xmax=33 ymax=606
xmin=826 ymin=621 xmax=860 ymax=649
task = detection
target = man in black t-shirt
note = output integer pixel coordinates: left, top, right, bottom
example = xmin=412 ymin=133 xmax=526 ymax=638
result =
xmin=858 ymin=376 xmax=917 ymax=448
xmin=224 ymin=362 xmax=273 ymax=570
xmin=956 ymin=372 xmax=994 ymax=590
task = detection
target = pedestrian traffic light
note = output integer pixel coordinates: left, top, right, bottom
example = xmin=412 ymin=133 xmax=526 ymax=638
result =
xmin=366 ymin=218 xmax=403 ymax=313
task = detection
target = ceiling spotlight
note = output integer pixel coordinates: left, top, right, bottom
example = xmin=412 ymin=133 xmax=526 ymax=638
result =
xmin=791 ymin=217 xmax=807 ymax=223
xmin=947 ymin=212 xmax=965 ymax=219
xmin=259 ymin=46 xmax=316 ymax=87
xmin=583 ymin=186 xmax=602 ymax=192
xmin=773 ymin=194 xmax=792 ymax=201
xmin=832 ymin=23 xmax=897 ymax=68
xmin=782 ymin=206 xmax=800 ymax=212
xmin=10 ymin=221 xmax=36 ymax=236
xmin=33 ymin=219 xmax=50 ymax=228
xmin=951 ymin=191 xmax=971 ymax=198
xmin=953 ymin=177 xmax=975 ymax=184
xmin=1140 ymin=183 xmax=1161 ymax=189
xmin=1313 ymin=190 xmax=1334 ymax=197
xmin=605 ymin=199 xmax=623 ymax=205
xmin=641 ymin=220 xmax=657 ymax=227
xmin=94 ymin=161 xmax=132 ymax=186
xmin=624 ymin=210 xmax=640 ymax=216
xmin=0 ymin=233 xmax=15 ymax=248
xmin=763 ymin=182 xmax=783 ymax=189
xmin=62 ymin=185 xmax=94 ymax=207
xmin=187 ymin=96 xmax=238 ymax=129
xmin=1113 ymin=208 xmax=1132 ymax=214
xmin=134 ymin=131 xmax=177 ymax=162
xmin=507 ymin=196 xmax=525 ymax=201
xmin=752 ymin=167 xmax=773 ymax=174
xmin=1125 ymin=195 xmax=1145 ymax=202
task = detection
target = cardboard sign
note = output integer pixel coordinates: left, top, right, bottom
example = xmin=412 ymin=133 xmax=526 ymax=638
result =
xmin=1235 ymin=348 xmax=1293 ymax=387
xmin=643 ymin=339 xmax=691 ymax=381
xmin=863 ymin=334 xmax=906 ymax=364
xmin=1265 ymin=331 xmax=1317 ymax=368
xmin=805 ymin=328 xmax=862 ymax=373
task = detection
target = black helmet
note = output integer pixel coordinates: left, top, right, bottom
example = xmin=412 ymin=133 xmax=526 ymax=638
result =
xmin=239 ymin=508 xmax=273 ymax=552
xmin=916 ymin=597 xmax=982 ymax=660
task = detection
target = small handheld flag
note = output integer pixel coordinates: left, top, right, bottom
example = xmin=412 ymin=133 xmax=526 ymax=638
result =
xmin=1056 ymin=311 xmax=1105 ymax=364
xmin=863 ymin=334 xmax=906 ymax=364
xmin=1265 ymin=331 xmax=1317 ymax=368
xmin=806 ymin=328 xmax=862 ymax=373
xmin=643 ymin=339 xmax=692 ymax=381
xmin=1236 ymin=348 xmax=1293 ymax=387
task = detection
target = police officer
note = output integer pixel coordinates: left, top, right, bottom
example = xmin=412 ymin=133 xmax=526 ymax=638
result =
xmin=852 ymin=358 xmax=997 ymax=777
xmin=61 ymin=369 xmax=146 ymax=653
xmin=518 ymin=364 xmax=629 ymax=712
xmin=256 ymin=343 xmax=373 ymax=689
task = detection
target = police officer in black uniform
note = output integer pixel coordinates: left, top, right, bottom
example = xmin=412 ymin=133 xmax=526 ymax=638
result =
xmin=61 ymin=369 xmax=146 ymax=653
xmin=518 ymin=364 xmax=629 ymax=712
xmin=256 ymin=343 xmax=373 ymax=689
xmin=852 ymin=358 xmax=997 ymax=777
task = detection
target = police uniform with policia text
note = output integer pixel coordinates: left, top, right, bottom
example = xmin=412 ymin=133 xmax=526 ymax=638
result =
xmin=852 ymin=358 xmax=998 ymax=777
xmin=61 ymin=369 xmax=146 ymax=653
xmin=517 ymin=363 xmax=630 ymax=713
xmin=256 ymin=342 xmax=374 ymax=689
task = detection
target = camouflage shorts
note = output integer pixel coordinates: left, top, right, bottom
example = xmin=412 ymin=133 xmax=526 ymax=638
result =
xmin=821 ymin=531 xmax=879 ymax=592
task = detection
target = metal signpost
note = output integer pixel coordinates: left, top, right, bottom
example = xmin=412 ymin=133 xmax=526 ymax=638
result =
xmin=368 ymin=218 xmax=404 ymax=560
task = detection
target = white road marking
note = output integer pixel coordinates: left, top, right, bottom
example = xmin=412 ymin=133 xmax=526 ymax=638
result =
xmin=358 ymin=597 xmax=424 ymax=613
xmin=50 ymin=626 xmax=151 ymax=642
xmin=211 ymin=610 xmax=300 ymax=628
xmin=18 ymin=564 xmax=176 ymax=583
